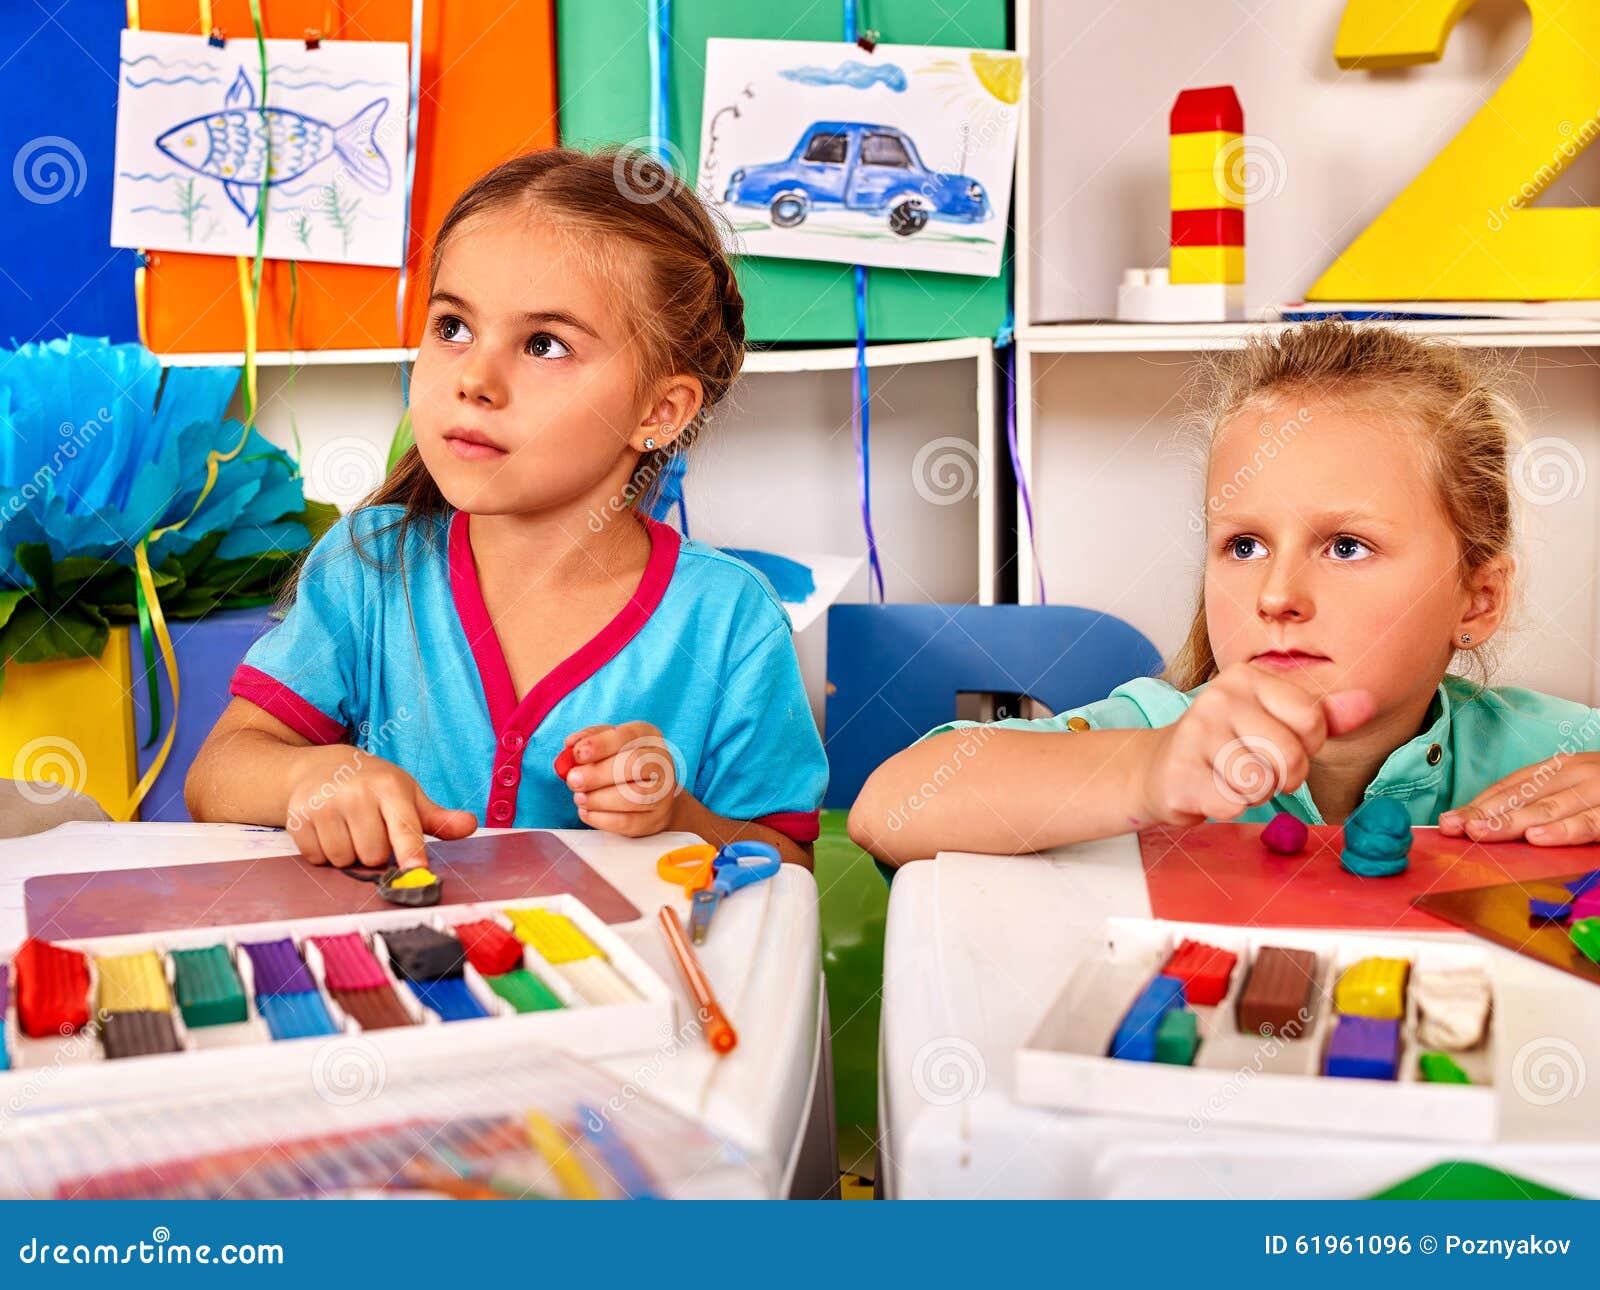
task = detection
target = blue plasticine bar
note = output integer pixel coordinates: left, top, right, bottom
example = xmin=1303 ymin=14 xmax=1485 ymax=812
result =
xmin=1325 ymin=1014 xmax=1401 ymax=1080
xmin=1110 ymin=974 xmax=1187 ymax=1062
xmin=1529 ymin=897 xmax=1573 ymax=922
xmin=257 ymin=991 xmax=338 ymax=1041
xmin=406 ymin=977 xmax=490 ymax=1023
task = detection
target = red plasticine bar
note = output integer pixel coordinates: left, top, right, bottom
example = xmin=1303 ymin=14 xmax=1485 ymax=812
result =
xmin=1161 ymin=939 xmax=1239 ymax=1006
xmin=13 ymin=937 xmax=90 ymax=1037
xmin=309 ymin=933 xmax=389 ymax=992
xmin=451 ymin=920 xmax=526 ymax=977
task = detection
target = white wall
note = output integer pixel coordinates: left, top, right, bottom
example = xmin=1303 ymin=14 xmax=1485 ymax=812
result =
xmin=240 ymin=354 xmax=988 ymax=730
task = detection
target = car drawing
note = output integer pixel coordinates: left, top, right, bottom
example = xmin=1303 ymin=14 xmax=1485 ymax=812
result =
xmin=723 ymin=121 xmax=991 ymax=236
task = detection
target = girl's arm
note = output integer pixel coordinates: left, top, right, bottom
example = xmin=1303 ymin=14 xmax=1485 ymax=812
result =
xmin=847 ymin=726 xmax=1161 ymax=867
xmin=186 ymin=698 xmax=476 ymax=866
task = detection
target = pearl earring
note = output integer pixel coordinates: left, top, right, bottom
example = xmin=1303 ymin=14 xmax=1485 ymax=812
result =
xmin=1460 ymin=633 xmax=1472 ymax=645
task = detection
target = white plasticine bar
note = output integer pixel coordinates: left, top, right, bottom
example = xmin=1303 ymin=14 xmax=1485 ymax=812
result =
xmin=557 ymin=959 xmax=639 ymax=1006
xmin=1411 ymin=966 xmax=1493 ymax=1051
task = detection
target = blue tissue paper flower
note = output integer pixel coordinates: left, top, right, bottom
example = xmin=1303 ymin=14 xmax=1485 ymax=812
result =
xmin=0 ymin=336 xmax=311 ymax=588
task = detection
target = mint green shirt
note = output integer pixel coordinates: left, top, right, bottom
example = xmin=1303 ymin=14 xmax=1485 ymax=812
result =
xmin=929 ymin=674 xmax=1600 ymax=825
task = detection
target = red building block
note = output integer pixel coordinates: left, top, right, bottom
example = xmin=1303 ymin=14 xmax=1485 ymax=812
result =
xmin=1160 ymin=938 xmax=1239 ymax=1006
xmin=13 ymin=937 xmax=91 ymax=1037
xmin=1170 ymin=85 xmax=1244 ymax=134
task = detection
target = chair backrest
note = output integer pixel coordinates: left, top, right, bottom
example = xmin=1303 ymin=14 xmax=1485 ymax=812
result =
xmin=823 ymin=604 xmax=1164 ymax=809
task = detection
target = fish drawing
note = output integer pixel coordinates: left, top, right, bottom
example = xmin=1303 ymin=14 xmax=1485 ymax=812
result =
xmin=154 ymin=68 xmax=389 ymax=223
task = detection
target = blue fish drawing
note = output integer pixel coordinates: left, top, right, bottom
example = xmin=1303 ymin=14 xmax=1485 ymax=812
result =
xmin=154 ymin=68 xmax=390 ymax=223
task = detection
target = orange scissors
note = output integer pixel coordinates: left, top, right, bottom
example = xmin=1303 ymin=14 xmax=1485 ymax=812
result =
xmin=656 ymin=844 xmax=720 ymax=895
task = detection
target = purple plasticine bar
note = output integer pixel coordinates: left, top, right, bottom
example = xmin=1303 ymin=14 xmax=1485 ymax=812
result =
xmin=309 ymin=933 xmax=389 ymax=992
xmin=0 ymin=963 xmax=7 ymax=1015
xmin=1529 ymin=896 xmax=1573 ymax=922
xmin=1565 ymin=870 xmax=1600 ymax=897
xmin=239 ymin=938 xmax=316 ymax=996
xmin=1324 ymin=1014 xmax=1401 ymax=1080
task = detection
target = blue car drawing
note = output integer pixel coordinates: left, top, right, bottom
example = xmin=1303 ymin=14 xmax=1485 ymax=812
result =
xmin=723 ymin=121 xmax=991 ymax=236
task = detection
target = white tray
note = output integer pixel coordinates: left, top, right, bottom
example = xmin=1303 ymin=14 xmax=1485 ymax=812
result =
xmin=1014 ymin=917 xmax=1498 ymax=1143
xmin=0 ymin=895 xmax=674 ymax=1116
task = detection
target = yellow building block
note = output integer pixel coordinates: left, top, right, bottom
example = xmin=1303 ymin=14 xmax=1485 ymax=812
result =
xmin=1171 ymin=245 xmax=1245 ymax=285
xmin=0 ymin=626 xmax=137 ymax=821
xmin=1334 ymin=957 xmax=1410 ymax=1021
xmin=1170 ymin=130 xmax=1240 ymax=174
xmin=97 ymin=950 xmax=172 ymax=1014
xmin=505 ymin=909 xmax=601 ymax=964
xmin=1171 ymin=168 xmax=1242 ymax=213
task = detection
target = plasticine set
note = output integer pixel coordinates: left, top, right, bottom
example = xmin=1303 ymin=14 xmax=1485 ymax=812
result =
xmin=0 ymin=895 xmax=673 ymax=1104
xmin=1016 ymin=917 xmax=1497 ymax=1142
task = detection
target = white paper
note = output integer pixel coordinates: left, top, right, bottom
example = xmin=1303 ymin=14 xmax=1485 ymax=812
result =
xmin=697 ymin=39 xmax=1021 ymax=278
xmin=111 ymin=30 xmax=409 ymax=267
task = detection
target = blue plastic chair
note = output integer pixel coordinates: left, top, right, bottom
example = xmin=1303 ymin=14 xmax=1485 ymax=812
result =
xmin=822 ymin=604 xmax=1164 ymax=809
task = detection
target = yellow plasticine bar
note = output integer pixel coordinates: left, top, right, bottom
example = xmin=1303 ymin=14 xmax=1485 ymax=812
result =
xmin=1170 ymin=169 xmax=1242 ymax=213
xmin=96 ymin=951 xmax=172 ymax=1014
xmin=505 ymin=909 xmax=601 ymax=964
xmin=1170 ymin=244 xmax=1245 ymax=285
xmin=1169 ymin=130 xmax=1239 ymax=173
xmin=1333 ymin=957 xmax=1409 ymax=1021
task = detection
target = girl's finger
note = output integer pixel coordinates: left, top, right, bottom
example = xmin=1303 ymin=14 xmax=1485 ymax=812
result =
xmin=1454 ymin=757 xmax=1570 ymax=817
xmin=1527 ymin=806 xmax=1600 ymax=847
xmin=1249 ymin=673 xmax=1329 ymax=746
xmin=313 ymin=812 xmax=358 ymax=868
xmin=576 ymin=806 xmax=656 ymax=838
xmin=291 ymin=818 xmax=327 ymax=865
xmin=1213 ymin=710 xmax=1309 ymax=805
xmin=347 ymin=799 xmax=394 ymax=867
xmin=570 ymin=725 xmax=626 ymax=766
xmin=563 ymin=725 xmax=611 ymax=751
xmin=572 ymin=783 xmax=662 ymax=814
xmin=414 ymin=790 xmax=477 ymax=840
xmin=378 ymin=793 xmax=430 ymax=868
xmin=1472 ymin=784 xmax=1600 ymax=842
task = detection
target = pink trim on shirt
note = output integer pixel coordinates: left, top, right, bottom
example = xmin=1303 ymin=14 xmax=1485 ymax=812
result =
xmin=756 ymin=810 xmax=821 ymax=844
xmin=230 ymin=664 xmax=346 ymax=745
xmin=448 ymin=510 xmax=682 ymax=825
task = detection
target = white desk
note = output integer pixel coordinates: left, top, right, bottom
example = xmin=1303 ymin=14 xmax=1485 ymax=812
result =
xmin=0 ymin=823 xmax=836 ymax=1200
xmin=879 ymin=839 xmax=1600 ymax=1199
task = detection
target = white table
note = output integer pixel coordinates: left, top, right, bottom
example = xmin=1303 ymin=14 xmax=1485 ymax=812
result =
xmin=879 ymin=838 xmax=1600 ymax=1199
xmin=0 ymin=823 xmax=837 ymax=1200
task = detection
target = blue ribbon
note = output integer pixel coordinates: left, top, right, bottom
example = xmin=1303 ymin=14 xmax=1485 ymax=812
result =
xmin=842 ymin=0 xmax=885 ymax=601
xmin=649 ymin=0 xmax=672 ymax=164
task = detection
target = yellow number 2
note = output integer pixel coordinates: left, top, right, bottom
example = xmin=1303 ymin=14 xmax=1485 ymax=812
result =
xmin=1309 ymin=0 xmax=1600 ymax=301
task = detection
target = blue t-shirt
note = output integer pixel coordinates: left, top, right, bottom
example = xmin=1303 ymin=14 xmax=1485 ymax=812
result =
xmin=231 ymin=506 xmax=827 ymax=840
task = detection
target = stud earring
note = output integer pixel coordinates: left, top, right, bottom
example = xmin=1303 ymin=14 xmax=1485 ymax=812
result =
xmin=1460 ymin=633 xmax=1472 ymax=645
xmin=643 ymin=437 xmax=656 ymax=451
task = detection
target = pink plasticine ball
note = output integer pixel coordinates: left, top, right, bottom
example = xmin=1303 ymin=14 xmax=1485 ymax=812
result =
xmin=1261 ymin=811 xmax=1308 ymax=855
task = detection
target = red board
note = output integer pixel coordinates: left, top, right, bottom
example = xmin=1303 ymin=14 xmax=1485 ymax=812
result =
xmin=1138 ymin=823 xmax=1600 ymax=931
xmin=25 ymin=832 xmax=639 ymax=940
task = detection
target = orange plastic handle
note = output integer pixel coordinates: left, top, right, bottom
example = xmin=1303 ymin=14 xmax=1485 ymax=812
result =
xmin=655 ymin=844 xmax=719 ymax=894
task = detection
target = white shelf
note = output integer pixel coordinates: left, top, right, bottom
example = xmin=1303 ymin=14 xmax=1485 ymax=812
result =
xmin=1019 ymin=318 xmax=1600 ymax=354
xmin=155 ymin=336 xmax=994 ymax=372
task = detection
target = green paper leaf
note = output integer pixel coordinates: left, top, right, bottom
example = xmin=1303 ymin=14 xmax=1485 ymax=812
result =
xmin=0 ymin=600 xmax=109 ymax=665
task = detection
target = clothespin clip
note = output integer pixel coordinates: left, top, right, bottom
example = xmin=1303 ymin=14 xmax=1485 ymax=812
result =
xmin=855 ymin=30 xmax=879 ymax=53
xmin=207 ymin=28 xmax=226 ymax=47
xmin=304 ymin=28 xmax=322 ymax=50
xmin=137 ymin=250 xmax=159 ymax=269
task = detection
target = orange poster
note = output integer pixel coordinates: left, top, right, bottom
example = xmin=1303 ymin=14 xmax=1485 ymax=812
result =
xmin=139 ymin=1 xmax=557 ymax=352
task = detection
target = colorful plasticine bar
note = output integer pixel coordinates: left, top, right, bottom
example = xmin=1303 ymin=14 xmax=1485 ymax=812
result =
xmin=1236 ymin=946 xmax=1316 ymax=1038
xmin=1325 ymin=1014 xmax=1401 ymax=1080
xmin=13 ymin=937 xmax=90 ymax=1038
xmin=1160 ymin=939 xmax=1238 ymax=1006
xmin=308 ymin=932 xmax=390 ymax=992
xmin=1110 ymin=974 xmax=1187 ymax=1062
xmin=169 ymin=946 xmax=248 ymax=1028
xmin=239 ymin=938 xmax=316 ymax=996
xmin=451 ymin=920 xmax=527 ymax=978
xmin=1333 ymin=957 xmax=1410 ymax=1021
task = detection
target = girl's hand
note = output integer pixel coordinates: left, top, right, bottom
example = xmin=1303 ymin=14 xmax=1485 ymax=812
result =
xmin=1440 ymin=752 xmax=1600 ymax=845
xmin=285 ymin=748 xmax=477 ymax=869
xmin=559 ymin=722 xmax=681 ymax=838
xmin=1138 ymin=664 xmax=1376 ymax=825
